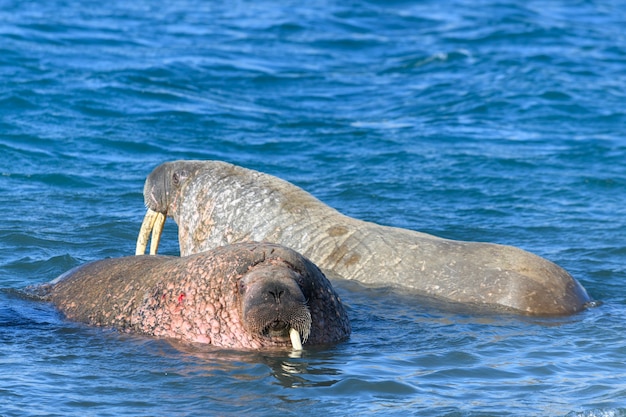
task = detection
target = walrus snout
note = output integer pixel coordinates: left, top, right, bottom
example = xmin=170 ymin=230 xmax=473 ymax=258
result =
xmin=239 ymin=265 xmax=312 ymax=349
xmin=143 ymin=162 xmax=192 ymax=213
xmin=136 ymin=162 xmax=196 ymax=256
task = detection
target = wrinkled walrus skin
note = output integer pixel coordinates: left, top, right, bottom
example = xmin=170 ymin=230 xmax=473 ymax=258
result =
xmin=137 ymin=160 xmax=592 ymax=316
xmin=45 ymin=242 xmax=351 ymax=350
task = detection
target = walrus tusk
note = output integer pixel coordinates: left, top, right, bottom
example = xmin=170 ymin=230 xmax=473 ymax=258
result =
xmin=135 ymin=209 xmax=166 ymax=255
xmin=149 ymin=211 xmax=165 ymax=255
xmin=136 ymin=209 xmax=157 ymax=255
xmin=289 ymin=328 xmax=303 ymax=350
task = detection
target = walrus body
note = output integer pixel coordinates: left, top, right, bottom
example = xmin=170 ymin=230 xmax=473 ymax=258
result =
xmin=137 ymin=160 xmax=591 ymax=316
xmin=45 ymin=242 xmax=350 ymax=349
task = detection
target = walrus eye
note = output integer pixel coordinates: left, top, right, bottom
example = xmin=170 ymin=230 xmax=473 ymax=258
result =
xmin=172 ymin=169 xmax=189 ymax=187
xmin=294 ymin=272 xmax=306 ymax=289
xmin=238 ymin=280 xmax=246 ymax=295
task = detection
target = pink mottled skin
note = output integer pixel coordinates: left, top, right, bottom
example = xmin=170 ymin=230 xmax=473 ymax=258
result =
xmin=45 ymin=242 xmax=350 ymax=349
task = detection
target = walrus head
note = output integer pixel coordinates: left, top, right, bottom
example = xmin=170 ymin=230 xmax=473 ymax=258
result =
xmin=238 ymin=264 xmax=312 ymax=350
xmin=136 ymin=161 xmax=201 ymax=255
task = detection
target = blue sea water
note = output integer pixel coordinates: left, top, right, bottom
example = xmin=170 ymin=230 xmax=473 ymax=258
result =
xmin=1 ymin=0 xmax=625 ymax=415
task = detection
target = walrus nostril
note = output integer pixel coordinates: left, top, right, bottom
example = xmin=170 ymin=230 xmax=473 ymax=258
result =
xmin=268 ymin=289 xmax=285 ymax=303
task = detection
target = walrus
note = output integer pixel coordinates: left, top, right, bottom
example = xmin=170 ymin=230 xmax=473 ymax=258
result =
xmin=136 ymin=160 xmax=592 ymax=316
xmin=42 ymin=242 xmax=351 ymax=350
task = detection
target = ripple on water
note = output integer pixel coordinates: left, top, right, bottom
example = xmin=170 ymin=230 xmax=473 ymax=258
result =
xmin=1 ymin=0 xmax=626 ymax=416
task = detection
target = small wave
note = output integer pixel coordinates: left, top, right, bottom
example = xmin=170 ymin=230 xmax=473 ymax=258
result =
xmin=351 ymin=120 xmax=414 ymax=130
xmin=566 ymin=408 xmax=626 ymax=417
xmin=382 ymin=49 xmax=473 ymax=73
xmin=0 ymin=94 xmax=38 ymax=111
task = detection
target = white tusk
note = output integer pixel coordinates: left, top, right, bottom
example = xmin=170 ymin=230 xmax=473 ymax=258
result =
xmin=289 ymin=328 xmax=303 ymax=351
xmin=149 ymin=211 xmax=166 ymax=255
xmin=135 ymin=209 xmax=161 ymax=255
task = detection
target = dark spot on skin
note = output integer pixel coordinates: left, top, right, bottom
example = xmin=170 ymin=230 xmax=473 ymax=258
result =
xmin=327 ymin=243 xmax=361 ymax=267
xmin=344 ymin=254 xmax=361 ymax=267
xmin=327 ymin=226 xmax=348 ymax=237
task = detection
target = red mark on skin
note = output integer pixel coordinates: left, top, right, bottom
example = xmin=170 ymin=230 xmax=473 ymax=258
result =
xmin=178 ymin=293 xmax=185 ymax=304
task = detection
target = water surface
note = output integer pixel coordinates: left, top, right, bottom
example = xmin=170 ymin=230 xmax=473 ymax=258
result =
xmin=1 ymin=0 xmax=625 ymax=416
